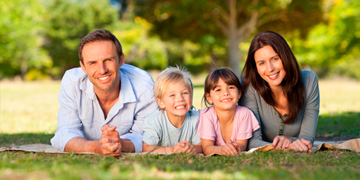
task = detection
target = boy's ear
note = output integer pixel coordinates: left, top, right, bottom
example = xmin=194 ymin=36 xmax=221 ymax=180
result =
xmin=205 ymin=93 xmax=213 ymax=104
xmin=156 ymin=98 xmax=166 ymax=109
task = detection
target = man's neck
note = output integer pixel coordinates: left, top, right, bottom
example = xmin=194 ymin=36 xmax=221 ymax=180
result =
xmin=95 ymin=80 xmax=121 ymax=119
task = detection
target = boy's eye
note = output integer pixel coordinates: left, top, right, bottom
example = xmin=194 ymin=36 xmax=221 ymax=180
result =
xmin=182 ymin=92 xmax=189 ymax=95
xmin=169 ymin=94 xmax=175 ymax=97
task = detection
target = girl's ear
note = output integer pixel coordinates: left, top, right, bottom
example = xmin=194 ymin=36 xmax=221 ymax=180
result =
xmin=156 ymin=98 xmax=166 ymax=109
xmin=205 ymin=93 xmax=213 ymax=104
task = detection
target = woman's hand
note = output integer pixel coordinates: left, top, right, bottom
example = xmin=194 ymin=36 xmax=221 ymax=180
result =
xmin=289 ymin=139 xmax=312 ymax=152
xmin=272 ymin=135 xmax=294 ymax=149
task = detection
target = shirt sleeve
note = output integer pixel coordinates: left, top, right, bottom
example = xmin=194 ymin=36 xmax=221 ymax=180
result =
xmin=293 ymin=71 xmax=320 ymax=144
xmin=197 ymin=108 xmax=216 ymax=141
xmin=142 ymin=110 xmax=163 ymax=146
xmin=51 ymin=71 xmax=85 ymax=151
xmin=190 ymin=111 xmax=201 ymax=145
xmin=240 ymin=86 xmax=272 ymax=149
xmin=235 ymin=107 xmax=260 ymax=140
xmin=120 ymin=89 xmax=159 ymax=152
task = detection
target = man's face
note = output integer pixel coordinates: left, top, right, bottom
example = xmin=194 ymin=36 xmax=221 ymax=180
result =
xmin=80 ymin=40 xmax=124 ymax=94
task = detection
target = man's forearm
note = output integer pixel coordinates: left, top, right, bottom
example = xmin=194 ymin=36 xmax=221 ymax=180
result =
xmin=120 ymin=139 xmax=135 ymax=153
xmin=64 ymin=137 xmax=100 ymax=153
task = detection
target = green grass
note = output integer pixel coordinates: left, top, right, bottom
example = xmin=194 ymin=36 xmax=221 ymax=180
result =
xmin=1 ymin=79 xmax=360 ymax=179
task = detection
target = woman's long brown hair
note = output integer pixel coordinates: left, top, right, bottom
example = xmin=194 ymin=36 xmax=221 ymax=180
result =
xmin=241 ymin=31 xmax=305 ymax=124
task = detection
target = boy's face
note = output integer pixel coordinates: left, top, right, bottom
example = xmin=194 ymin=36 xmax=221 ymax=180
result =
xmin=157 ymin=82 xmax=192 ymax=121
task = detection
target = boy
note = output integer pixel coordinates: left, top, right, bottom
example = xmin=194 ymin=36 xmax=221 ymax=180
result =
xmin=142 ymin=67 xmax=202 ymax=154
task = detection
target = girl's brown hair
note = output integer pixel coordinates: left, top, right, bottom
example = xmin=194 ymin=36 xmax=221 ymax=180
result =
xmin=241 ymin=31 xmax=305 ymax=124
xmin=202 ymin=68 xmax=243 ymax=108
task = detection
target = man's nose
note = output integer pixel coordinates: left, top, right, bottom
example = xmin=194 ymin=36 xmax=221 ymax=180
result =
xmin=99 ymin=62 xmax=108 ymax=74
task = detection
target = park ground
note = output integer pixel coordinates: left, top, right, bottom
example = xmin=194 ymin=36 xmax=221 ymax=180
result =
xmin=0 ymin=75 xmax=360 ymax=179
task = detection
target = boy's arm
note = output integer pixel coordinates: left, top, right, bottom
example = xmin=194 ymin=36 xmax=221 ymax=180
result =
xmin=142 ymin=141 xmax=174 ymax=153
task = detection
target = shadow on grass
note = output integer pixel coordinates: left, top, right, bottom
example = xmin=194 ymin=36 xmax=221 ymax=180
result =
xmin=316 ymin=111 xmax=360 ymax=140
xmin=0 ymin=133 xmax=54 ymax=147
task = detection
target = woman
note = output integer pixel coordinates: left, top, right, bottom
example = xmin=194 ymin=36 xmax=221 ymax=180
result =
xmin=241 ymin=31 xmax=320 ymax=152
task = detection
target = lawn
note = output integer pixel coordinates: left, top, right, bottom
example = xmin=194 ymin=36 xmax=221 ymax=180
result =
xmin=1 ymin=77 xmax=360 ymax=179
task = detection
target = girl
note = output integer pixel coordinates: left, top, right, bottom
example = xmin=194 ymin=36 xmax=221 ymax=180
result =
xmin=198 ymin=68 xmax=259 ymax=156
xmin=241 ymin=31 xmax=320 ymax=152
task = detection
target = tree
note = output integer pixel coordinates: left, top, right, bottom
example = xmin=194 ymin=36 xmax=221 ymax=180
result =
xmin=43 ymin=0 xmax=119 ymax=78
xmin=0 ymin=0 xmax=49 ymax=80
xmin=294 ymin=0 xmax=360 ymax=78
xmin=133 ymin=0 xmax=324 ymax=76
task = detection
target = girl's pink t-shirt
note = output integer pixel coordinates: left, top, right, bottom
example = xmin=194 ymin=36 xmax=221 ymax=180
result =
xmin=198 ymin=106 xmax=260 ymax=146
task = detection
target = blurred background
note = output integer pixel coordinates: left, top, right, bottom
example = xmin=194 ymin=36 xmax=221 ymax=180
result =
xmin=0 ymin=0 xmax=359 ymax=81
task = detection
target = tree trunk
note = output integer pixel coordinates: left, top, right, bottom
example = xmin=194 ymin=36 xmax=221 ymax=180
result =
xmin=228 ymin=35 xmax=241 ymax=77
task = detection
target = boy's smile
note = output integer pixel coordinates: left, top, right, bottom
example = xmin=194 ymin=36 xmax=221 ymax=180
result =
xmin=157 ymin=82 xmax=192 ymax=126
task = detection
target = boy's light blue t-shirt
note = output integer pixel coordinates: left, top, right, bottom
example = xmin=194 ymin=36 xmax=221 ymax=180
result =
xmin=142 ymin=109 xmax=201 ymax=147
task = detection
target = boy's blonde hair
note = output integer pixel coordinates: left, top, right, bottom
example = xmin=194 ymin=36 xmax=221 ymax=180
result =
xmin=155 ymin=66 xmax=193 ymax=101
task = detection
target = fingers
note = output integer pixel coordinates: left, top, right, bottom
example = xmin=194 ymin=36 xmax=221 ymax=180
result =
xmin=272 ymin=136 xmax=280 ymax=148
xmin=289 ymin=139 xmax=310 ymax=152
xmin=221 ymin=144 xmax=238 ymax=156
xmin=101 ymin=142 xmax=121 ymax=157
xmin=300 ymin=139 xmax=312 ymax=149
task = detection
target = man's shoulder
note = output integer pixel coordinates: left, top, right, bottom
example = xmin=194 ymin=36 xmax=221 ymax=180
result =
xmin=120 ymin=64 xmax=154 ymax=86
xmin=61 ymin=68 xmax=87 ymax=89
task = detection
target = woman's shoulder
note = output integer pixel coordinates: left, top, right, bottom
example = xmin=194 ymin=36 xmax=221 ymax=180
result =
xmin=301 ymin=70 xmax=319 ymax=89
xmin=302 ymin=70 xmax=318 ymax=82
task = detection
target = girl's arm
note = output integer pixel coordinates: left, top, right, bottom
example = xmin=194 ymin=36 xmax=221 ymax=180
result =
xmin=234 ymin=139 xmax=248 ymax=152
xmin=201 ymin=138 xmax=239 ymax=156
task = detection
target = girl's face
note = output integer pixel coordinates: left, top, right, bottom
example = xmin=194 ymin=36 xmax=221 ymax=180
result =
xmin=205 ymin=78 xmax=240 ymax=111
xmin=254 ymin=45 xmax=286 ymax=89
xmin=157 ymin=82 xmax=192 ymax=120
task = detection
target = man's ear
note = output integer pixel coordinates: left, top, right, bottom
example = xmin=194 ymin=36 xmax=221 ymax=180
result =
xmin=205 ymin=93 xmax=213 ymax=104
xmin=80 ymin=61 xmax=86 ymax=73
xmin=119 ymin=54 xmax=125 ymax=67
xmin=156 ymin=98 xmax=166 ymax=109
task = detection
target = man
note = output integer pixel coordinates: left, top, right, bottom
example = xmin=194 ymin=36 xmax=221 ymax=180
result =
xmin=51 ymin=29 xmax=158 ymax=156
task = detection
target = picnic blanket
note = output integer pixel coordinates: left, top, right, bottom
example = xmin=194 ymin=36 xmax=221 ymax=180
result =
xmin=1 ymin=138 xmax=359 ymax=156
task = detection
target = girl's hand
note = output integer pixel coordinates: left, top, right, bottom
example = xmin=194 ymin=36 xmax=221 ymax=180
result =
xmin=272 ymin=135 xmax=294 ymax=149
xmin=220 ymin=141 xmax=238 ymax=156
xmin=289 ymin=139 xmax=312 ymax=152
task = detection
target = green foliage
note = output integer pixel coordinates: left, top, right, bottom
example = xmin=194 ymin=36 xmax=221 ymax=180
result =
xmin=113 ymin=17 xmax=168 ymax=70
xmin=43 ymin=0 xmax=119 ymax=78
xmin=0 ymin=0 xmax=50 ymax=80
xmin=294 ymin=0 xmax=360 ymax=78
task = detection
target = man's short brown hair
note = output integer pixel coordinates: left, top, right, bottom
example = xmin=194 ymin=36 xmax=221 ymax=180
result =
xmin=78 ymin=29 xmax=123 ymax=63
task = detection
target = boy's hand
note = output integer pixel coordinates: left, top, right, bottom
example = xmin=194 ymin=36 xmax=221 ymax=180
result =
xmin=173 ymin=141 xmax=186 ymax=153
xmin=220 ymin=140 xmax=238 ymax=156
xmin=182 ymin=141 xmax=197 ymax=155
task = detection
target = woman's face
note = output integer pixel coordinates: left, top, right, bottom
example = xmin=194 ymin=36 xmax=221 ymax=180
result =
xmin=254 ymin=45 xmax=286 ymax=89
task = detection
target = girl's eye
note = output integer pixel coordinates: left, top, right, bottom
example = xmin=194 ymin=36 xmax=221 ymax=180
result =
xmin=229 ymin=86 xmax=235 ymax=89
xmin=215 ymin=88 xmax=221 ymax=92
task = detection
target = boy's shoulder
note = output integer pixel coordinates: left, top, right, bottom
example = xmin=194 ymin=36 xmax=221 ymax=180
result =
xmin=145 ymin=108 xmax=165 ymax=123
